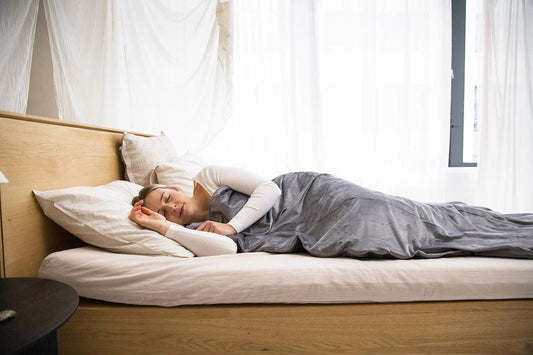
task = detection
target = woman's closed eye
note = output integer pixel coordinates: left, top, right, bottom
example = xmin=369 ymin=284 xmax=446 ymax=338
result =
xmin=158 ymin=192 xmax=171 ymax=217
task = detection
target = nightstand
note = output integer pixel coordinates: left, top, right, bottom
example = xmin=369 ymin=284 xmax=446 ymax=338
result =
xmin=0 ymin=278 xmax=79 ymax=354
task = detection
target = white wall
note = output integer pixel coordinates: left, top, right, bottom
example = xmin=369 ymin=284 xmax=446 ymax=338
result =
xmin=26 ymin=0 xmax=57 ymax=118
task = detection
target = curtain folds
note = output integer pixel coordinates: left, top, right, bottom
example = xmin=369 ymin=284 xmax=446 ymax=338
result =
xmin=477 ymin=0 xmax=533 ymax=213
xmin=0 ymin=0 xmax=39 ymax=113
xmin=2 ymin=0 xmax=531 ymax=212
xmin=314 ymin=0 xmax=452 ymax=202
xmin=43 ymin=0 xmax=232 ymax=153
xmin=202 ymin=0 xmax=453 ymax=203
xmin=202 ymin=0 xmax=321 ymax=176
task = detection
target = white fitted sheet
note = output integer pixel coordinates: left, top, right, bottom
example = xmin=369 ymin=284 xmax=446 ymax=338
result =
xmin=38 ymin=246 xmax=533 ymax=307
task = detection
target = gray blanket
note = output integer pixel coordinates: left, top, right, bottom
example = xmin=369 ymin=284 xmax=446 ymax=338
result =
xmin=193 ymin=172 xmax=533 ymax=259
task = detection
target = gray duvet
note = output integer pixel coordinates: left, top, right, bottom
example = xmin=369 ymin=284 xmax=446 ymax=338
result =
xmin=195 ymin=172 xmax=533 ymax=259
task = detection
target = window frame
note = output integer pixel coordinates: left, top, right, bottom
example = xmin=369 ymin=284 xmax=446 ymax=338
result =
xmin=449 ymin=0 xmax=477 ymax=167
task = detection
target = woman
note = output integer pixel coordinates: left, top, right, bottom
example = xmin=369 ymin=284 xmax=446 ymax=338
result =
xmin=130 ymin=165 xmax=533 ymax=259
xmin=130 ymin=165 xmax=280 ymax=256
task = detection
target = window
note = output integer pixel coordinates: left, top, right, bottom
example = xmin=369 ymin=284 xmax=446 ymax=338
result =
xmin=449 ymin=0 xmax=482 ymax=167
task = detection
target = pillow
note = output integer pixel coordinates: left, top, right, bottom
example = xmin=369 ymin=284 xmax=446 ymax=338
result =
xmin=33 ymin=181 xmax=194 ymax=258
xmin=121 ymin=132 xmax=181 ymax=186
xmin=149 ymin=153 xmax=207 ymax=196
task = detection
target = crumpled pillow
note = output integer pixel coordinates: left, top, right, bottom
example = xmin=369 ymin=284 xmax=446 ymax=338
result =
xmin=33 ymin=180 xmax=194 ymax=258
xmin=149 ymin=153 xmax=207 ymax=196
xmin=121 ymin=132 xmax=180 ymax=186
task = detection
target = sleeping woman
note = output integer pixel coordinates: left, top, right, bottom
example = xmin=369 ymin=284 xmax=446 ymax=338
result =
xmin=130 ymin=165 xmax=533 ymax=259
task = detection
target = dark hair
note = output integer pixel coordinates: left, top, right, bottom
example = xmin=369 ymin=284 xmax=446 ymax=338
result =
xmin=131 ymin=184 xmax=171 ymax=205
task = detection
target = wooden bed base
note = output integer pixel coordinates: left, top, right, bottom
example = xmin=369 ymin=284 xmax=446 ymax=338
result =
xmin=1 ymin=111 xmax=532 ymax=354
xmin=62 ymin=299 xmax=533 ymax=354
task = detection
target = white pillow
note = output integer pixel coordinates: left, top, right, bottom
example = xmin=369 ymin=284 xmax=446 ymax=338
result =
xmin=150 ymin=154 xmax=207 ymax=196
xmin=34 ymin=181 xmax=194 ymax=258
xmin=121 ymin=132 xmax=179 ymax=186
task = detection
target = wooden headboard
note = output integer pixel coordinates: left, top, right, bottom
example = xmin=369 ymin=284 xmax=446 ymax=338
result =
xmin=0 ymin=110 xmax=149 ymax=277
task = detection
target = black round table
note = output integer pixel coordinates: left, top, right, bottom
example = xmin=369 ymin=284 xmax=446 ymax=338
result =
xmin=0 ymin=278 xmax=79 ymax=354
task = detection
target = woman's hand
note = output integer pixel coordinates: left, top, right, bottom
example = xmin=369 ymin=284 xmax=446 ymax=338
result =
xmin=129 ymin=200 xmax=170 ymax=235
xmin=197 ymin=221 xmax=237 ymax=235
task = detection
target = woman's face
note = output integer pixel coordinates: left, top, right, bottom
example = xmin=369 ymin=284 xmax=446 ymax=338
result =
xmin=143 ymin=187 xmax=194 ymax=225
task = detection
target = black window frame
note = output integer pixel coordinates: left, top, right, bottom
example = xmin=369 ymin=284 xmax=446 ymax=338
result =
xmin=449 ymin=0 xmax=477 ymax=167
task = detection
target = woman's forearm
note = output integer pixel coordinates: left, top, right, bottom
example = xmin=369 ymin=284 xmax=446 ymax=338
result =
xmin=165 ymin=223 xmax=238 ymax=256
xmin=194 ymin=165 xmax=281 ymax=233
xmin=228 ymin=180 xmax=281 ymax=232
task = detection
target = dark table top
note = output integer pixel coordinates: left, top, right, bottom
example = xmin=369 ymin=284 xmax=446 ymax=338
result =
xmin=0 ymin=277 xmax=79 ymax=354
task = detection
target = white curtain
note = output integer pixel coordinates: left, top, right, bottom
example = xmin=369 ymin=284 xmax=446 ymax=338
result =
xmin=315 ymin=0 xmax=452 ymax=202
xmin=201 ymin=0 xmax=452 ymax=203
xmin=201 ymin=0 xmax=321 ymax=176
xmin=0 ymin=0 xmax=39 ymax=113
xmin=43 ymin=0 xmax=231 ymax=153
xmin=477 ymin=0 xmax=533 ymax=213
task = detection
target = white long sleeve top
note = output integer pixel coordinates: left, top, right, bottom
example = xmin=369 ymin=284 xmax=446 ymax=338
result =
xmin=164 ymin=165 xmax=281 ymax=257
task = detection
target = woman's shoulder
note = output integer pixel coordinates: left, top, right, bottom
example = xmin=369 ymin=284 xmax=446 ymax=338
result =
xmin=195 ymin=165 xmax=222 ymax=181
xmin=194 ymin=165 xmax=224 ymax=195
xmin=196 ymin=165 xmax=255 ymax=181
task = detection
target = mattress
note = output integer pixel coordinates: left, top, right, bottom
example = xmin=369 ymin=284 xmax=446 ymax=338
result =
xmin=38 ymin=246 xmax=533 ymax=307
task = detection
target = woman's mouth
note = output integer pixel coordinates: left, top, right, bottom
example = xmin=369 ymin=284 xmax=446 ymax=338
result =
xmin=179 ymin=204 xmax=184 ymax=218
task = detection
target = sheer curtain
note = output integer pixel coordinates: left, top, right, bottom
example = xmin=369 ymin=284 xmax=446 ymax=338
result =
xmin=43 ymin=0 xmax=231 ymax=153
xmin=0 ymin=0 xmax=39 ymax=113
xmin=201 ymin=0 xmax=321 ymax=176
xmin=477 ymin=0 xmax=533 ymax=213
xmin=201 ymin=0 xmax=452 ymax=203
xmin=315 ymin=0 xmax=451 ymax=201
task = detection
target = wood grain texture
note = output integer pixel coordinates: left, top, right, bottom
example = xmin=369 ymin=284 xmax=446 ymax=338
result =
xmin=0 ymin=110 xmax=151 ymax=136
xmin=0 ymin=187 xmax=4 ymax=277
xmin=0 ymin=112 xmax=127 ymax=276
xmin=59 ymin=300 xmax=533 ymax=354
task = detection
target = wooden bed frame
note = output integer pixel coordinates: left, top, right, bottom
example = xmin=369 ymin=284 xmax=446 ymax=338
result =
xmin=1 ymin=110 xmax=532 ymax=354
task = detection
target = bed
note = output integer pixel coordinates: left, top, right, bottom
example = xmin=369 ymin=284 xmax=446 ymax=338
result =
xmin=1 ymin=110 xmax=532 ymax=354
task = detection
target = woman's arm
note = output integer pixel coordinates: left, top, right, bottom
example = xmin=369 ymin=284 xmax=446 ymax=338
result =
xmin=130 ymin=201 xmax=237 ymax=256
xmin=165 ymin=223 xmax=237 ymax=256
xmin=195 ymin=165 xmax=282 ymax=233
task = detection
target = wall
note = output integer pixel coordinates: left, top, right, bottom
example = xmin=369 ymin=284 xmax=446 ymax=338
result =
xmin=26 ymin=0 xmax=57 ymax=119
